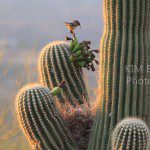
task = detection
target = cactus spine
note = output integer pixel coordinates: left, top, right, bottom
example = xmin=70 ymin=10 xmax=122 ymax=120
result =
xmin=112 ymin=118 xmax=150 ymax=150
xmin=88 ymin=0 xmax=150 ymax=149
xmin=16 ymin=84 xmax=77 ymax=150
xmin=38 ymin=41 xmax=89 ymax=105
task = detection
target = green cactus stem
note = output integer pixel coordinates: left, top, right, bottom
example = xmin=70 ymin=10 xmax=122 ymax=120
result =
xmin=112 ymin=118 xmax=150 ymax=150
xmin=38 ymin=41 xmax=90 ymax=105
xmin=88 ymin=0 xmax=150 ymax=149
xmin=16 ymin=83 xmax=77 ymax=150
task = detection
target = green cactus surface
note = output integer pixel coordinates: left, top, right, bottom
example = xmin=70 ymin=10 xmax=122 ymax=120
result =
xmin=38 ymin=41 xmax=90 ymax=105
xmin=112 ymin=118 xmax=150 ymax=150
xmin=16 ymin=83 xmax=77 ymax=150
xmin=88 ymin=0 xmax=150 ymax=149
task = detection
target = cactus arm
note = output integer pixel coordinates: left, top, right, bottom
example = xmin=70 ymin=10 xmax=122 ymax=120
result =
xmin=16 ymin=84 xmax=77 ymax=150
xmin=38 ymin=41 xmax=90 ymax=105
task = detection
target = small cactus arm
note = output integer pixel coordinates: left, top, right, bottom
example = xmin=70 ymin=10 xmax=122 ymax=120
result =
xmin=88 ymin=0 xmax=150 ymax=149
xmin=16 ymin=84 xmax=77 ymax=150
xmin=112 ymin=118 xmax=150 ymax=150
xmin=38 ymin=41 xmax=90 ymax=105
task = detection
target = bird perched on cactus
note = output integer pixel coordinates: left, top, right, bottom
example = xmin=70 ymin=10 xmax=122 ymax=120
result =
xmin=66 ymin=37 xmax=99 ymax=71
xmin=64 ymin=20 xmax=81 ymax=38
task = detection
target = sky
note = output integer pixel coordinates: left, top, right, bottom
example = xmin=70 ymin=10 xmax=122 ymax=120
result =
xmin=0 ymin=0 xmax=104 ymax=50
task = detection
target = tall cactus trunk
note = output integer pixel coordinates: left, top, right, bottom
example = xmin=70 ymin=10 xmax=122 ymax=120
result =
xmin=88 ymin=0 xmax=150 ymax=149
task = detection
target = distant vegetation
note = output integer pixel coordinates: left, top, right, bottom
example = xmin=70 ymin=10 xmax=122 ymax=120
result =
xmin=0 ymin=46 xmax=37 ymax=149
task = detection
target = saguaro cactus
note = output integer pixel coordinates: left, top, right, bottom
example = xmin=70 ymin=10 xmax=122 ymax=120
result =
xmin=88 ymin=0 xmax=150 ymax=149
xmin=16 ymin=84 xmax=77 ymax=150
xmin=112 ymin=118 xmax=150 ymax=150
xmin=38 ymin=41 xmax=89 ymax=105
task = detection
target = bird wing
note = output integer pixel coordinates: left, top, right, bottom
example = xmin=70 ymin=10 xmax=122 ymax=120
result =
xmin=64 ymin=22 xmax=73 ymax=27
xmin=69 ymin=22 xmax=75 ymax=27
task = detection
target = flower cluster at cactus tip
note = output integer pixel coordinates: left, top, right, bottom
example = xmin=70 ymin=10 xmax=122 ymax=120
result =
xmin=65 ymin=21 xmax=99 ymax=72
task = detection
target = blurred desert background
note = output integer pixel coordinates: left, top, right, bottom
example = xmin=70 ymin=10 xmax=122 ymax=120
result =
xmin=0 ymin=0 xmax=103 ymax=149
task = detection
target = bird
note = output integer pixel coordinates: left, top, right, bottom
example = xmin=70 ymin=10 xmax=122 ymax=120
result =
xmin=64 ymin=20 xmax=81 ymax=37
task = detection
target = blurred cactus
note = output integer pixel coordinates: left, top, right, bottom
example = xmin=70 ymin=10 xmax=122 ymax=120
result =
xmin=88 ymin=0 xmax=150 ymax=149
xmin=112 ymin=118 xmax=150 ymax=150
xmin=16 ymin=84 xmax=77 ymax=150
xmin=38 ymin=41 xmax=89 ymax=105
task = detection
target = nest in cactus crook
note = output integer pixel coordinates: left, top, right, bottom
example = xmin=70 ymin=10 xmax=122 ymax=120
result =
xmin=56 ymin=100 xmax=94 ymax=150
xmin=65 ymin=36 xmax=99 ymax=72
